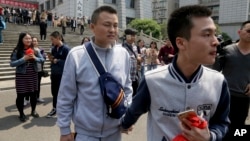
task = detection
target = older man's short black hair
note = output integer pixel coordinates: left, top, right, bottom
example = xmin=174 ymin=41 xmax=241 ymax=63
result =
xmin=124 ymin=28 xmax=137 ymax=35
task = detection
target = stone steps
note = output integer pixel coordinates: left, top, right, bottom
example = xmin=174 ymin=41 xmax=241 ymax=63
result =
xmin=0 ymin=23 xmax=164 ymax=83
xmin=0 ymin=23 xmax=92 ymax=81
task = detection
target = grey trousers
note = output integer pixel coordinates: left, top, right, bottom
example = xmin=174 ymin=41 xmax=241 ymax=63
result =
xmin=75 ymin=131 xmax=121 ymax=141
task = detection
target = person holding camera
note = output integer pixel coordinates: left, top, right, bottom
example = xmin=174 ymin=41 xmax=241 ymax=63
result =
xmin=56 ymin=6 xmax=132 ymax=141
xmin=213 ymin=20 xmax=250 ymax=140
xmin=121 ymin=5 xmax=230 ymax=141
xmin=46 ymin=31 xmax=70 ymax=118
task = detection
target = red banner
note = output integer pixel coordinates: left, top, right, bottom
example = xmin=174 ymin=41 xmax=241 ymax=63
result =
xmin=0 ymin=0 xmax=38 ymax=9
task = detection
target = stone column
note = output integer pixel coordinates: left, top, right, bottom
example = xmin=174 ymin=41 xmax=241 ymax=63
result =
xmin=97 ymin=0 xmax=103 ymax=7
xmin=136 ymin=0 xmax=143 ymax=19
xmin=117 ymin=0 xmax=126 ymax=29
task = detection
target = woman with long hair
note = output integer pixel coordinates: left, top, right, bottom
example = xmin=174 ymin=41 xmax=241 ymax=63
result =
xmin=145 ymin=41 xmax=159 ymax=71
xmin=10 ymin=32 xmax=44 ymax=122
xmin=81 ymin=37 xmax=90 ymax=45
xmin=137 ymin=39 xmax=146 ymax=78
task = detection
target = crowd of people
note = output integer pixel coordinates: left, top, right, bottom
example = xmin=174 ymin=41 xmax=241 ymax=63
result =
xmin=0 ymin=4 xmax=88 ymax=37
xmin=0 ymin=6 xmax=39 ymax=25
xmin=6 ymin=4 xmax=250 ymax=141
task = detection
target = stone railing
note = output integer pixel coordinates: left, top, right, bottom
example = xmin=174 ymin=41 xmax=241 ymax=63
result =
xmin=118 ymin=28 xmax=165 ymax=49
xmin=138 ymin=30 xmax=165 ymax=49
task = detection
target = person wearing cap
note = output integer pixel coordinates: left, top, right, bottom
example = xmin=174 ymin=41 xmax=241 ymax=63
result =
xmin=123 ymin=28 xmax=141 ymax=96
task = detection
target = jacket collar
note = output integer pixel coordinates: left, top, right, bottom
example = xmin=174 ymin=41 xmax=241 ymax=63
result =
xmin=168 ymin=55 xmax=203 ymax=83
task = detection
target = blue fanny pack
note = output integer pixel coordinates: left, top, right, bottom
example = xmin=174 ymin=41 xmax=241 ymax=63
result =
xmin=85 ymin=42 xmax=127 ymax=119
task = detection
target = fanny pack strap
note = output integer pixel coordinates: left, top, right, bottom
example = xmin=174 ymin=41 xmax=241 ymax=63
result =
xmin=84 ymin=42 xmax=106 ymax=75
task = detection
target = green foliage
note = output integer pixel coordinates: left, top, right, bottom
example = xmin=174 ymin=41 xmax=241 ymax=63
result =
xmin=215 ymin=24 xmax=221 ymax=35
xmin=221 ymin=32 xmax=232 ymax=41
xmin=129 ymin=19 xmax=161 ymax=39
xmin=160 ymin=22 xmax=167 ymax=39
xmin=216 ymin=24 xmax=232 ymax=40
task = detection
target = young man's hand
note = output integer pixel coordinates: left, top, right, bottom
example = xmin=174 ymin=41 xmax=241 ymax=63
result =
xmin=160 ymin=60 xmax=165 ymax=66
xmin=245 ymin=84 xmax=250 ymax=96
xmin=120 ymin=125 xmax=134 ymax=134
xmin=180 ymin=117 xmax=210 ymax=141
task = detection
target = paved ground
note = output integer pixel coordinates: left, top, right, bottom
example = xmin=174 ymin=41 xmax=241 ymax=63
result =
xmin=0 ymin=79 xmax=249 ymax=141
xmin=0 ymin=84 xmax=147 ymax=141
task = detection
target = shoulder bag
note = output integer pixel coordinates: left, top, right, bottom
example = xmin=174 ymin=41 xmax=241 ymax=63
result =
xmin=84 ymin=42 xmax=127 ymax=119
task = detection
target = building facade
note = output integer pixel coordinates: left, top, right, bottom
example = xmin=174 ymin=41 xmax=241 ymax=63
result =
xmin=152 ymin=0 xmax=179 ymax=24
xmin=179 ymin=0 xmax=250 ymax=41
xmin=36 ymin=0 xmax=152 ymax=29
xmin=218 ymin=0 xmax=250 ymax=40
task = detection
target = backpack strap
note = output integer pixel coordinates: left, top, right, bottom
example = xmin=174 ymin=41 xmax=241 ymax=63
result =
xmin=84 ymin=42 xmax=106 ymax=75
xmin=123 ymin=42 xmax=137 ymax=58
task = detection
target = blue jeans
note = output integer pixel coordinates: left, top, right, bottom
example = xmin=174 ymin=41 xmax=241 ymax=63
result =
xmin=147 ymin=64 xmax=157 ymax=71
xmin=0 ymin=29 xmax=3 ymax=43
xmin=140 ymin=65 xmax=145 ymax=76
xmin=137 ymin=65 xmax=144 ymax=80
xmin=12 ymin=16 xmax=17 ymax=23
xmin=47 ymin=20 xmax=52 ymax=26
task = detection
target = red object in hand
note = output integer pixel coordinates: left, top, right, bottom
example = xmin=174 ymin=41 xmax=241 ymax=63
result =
xmin=172 ymin=115 xmax=208 ymax=141
xmin=172 ymin=135 xmax=188 ymax=141
xmin=188 ymin=116 xmax=207 ymax=128
xmin=25 ymin=48 xmax=34 ymax=61
xmin=25 ymin=48 xmax=34 ymax=55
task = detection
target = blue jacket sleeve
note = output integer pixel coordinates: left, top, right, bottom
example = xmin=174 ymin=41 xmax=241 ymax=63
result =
xmin=10 ymin=52 xmax=26 ymax=67
xmin=57 ymin=46 xmax=70 ymax=66
xmin=209 ymin=79 xmax=230 ymax=141
xmin=34 ymin=50 xmax=45 ymax=63
xmin=121 ymin=76 xmax=151 ymax=129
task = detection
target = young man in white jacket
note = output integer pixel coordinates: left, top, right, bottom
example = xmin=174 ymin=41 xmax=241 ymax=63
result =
xmin=121 ymin=5 xmax=230 ymax=141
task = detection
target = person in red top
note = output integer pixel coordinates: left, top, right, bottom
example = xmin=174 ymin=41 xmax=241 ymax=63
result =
xmin=0 ymin=6 xmax=4 ymax=44
xmin=158 ymin=38 xmax=175 ymax=65
xmin=0 ymin=6 xmax=3 ymax=15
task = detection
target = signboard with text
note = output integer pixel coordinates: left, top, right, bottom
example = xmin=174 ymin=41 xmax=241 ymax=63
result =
xmin=0 ymin=0 xmax=38 ymax=9
xmin=76 ymin=0 xmax=83 ymax=18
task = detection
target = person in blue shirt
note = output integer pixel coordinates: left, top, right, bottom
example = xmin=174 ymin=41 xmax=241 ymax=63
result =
xmin=0 ymin=14 xmax=6 ymax=44
xmin=46 ymin=31 xmax=70 ymax=118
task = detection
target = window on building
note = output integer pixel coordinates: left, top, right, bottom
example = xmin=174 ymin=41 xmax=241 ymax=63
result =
xmin=40 ymin=4 xmax=44 ymax=12
xmin=126 ymin=17 xmax=135 ymax=25
xmin=159 ymin=0 xmax=166 ymax=8
xmin=46 ymin=0 xmax=50 ymax=10
xmin=104 ymin=0 xmax=116 ymax=4
xmin=153 ymin=11 xmax=157 ymax=18
xmin=212 ymin=16 xmax=219 ymax=24
xmin=201 ymin=0 xmax=219 ymax=3
xmin=212 ymin=6 xmax=219 ymax=14
xmin=159 ymin=9 xmax=166 ymax=17
xmin=52 ymin=0 xmax=56 ymax=8
xmin=152 ymin=2 xmax=155 ymax=9
xmin=58 ymin=0 xmax=63 ymax=4
xmin=126 ymin=0 xmax=135 ymax=8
